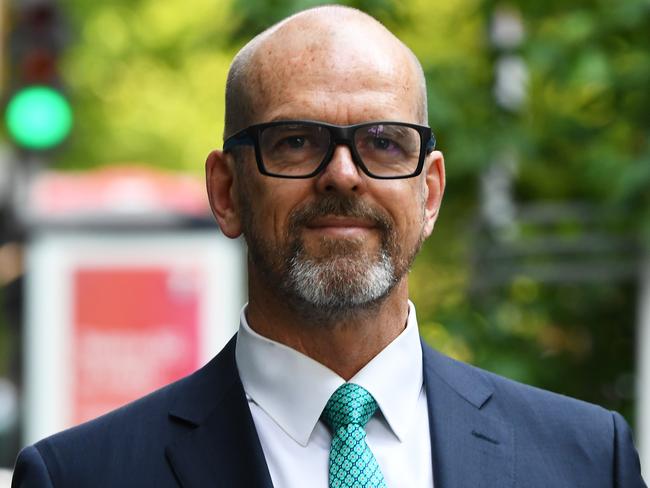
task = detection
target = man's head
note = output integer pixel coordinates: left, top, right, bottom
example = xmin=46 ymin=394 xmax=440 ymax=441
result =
xmin=207 ymin=6 xmax=445 ymax=324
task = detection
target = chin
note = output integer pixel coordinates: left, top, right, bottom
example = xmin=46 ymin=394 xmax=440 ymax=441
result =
xmin=302 ymin=235 xmax=375 ymax=262
xmin=287 ymin=249 xmax=396 ymax=312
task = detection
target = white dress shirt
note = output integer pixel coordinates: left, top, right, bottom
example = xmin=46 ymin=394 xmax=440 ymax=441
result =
xmin=235 ymin=301 xmax=434 ymax=488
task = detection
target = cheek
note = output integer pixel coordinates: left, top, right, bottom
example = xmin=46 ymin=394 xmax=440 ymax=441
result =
xmin=370 ymin=181 xmax=425 ymax=231
xmin=238 ymin=177 xmax=272 ymax=238
xmin=401 ymin=205 xmax=426 ymax=243
xmin=251 ymin=181 xmax=313 ymax=241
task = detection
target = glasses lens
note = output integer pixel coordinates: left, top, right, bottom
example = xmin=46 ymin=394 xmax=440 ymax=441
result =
xmin=259 ymin=123 xmax=330 ymax=176
xmin=354 ymin=124 xmax=422 ymax=177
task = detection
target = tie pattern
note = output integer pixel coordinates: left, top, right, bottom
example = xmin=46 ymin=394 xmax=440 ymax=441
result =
xmin=322 ymin=383 xmax=387 ymax=488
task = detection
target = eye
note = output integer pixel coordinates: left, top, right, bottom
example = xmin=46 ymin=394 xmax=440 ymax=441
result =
xmin=283 ymin=136 xmax=306 ymax=149
xmin=372 ymin=137 xmax=394 ymax=151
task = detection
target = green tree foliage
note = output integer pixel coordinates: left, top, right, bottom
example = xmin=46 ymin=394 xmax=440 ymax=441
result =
xmin=59 ymin=0 xmax=235 ymax=172
xmin=513 ymin=0 xmax=650 ymax=237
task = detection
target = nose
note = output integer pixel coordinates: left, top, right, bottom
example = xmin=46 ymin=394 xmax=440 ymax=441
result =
xmin=314 ymin=144 xmax=366 ymax=195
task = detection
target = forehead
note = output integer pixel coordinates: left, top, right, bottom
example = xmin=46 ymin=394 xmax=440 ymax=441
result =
xmin=247 ymin=21 xmax=421 ymax=124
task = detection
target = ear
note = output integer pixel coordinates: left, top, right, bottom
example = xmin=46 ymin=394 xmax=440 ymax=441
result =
xmin=422 ymin=150 xmax=445 ymax=238
xmin=205 ymin=149 xmax=243 ymax=238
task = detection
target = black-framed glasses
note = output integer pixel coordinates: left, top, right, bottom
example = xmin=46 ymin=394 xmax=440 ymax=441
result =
xmin=223 ymin=120 xmax=436 ymax=179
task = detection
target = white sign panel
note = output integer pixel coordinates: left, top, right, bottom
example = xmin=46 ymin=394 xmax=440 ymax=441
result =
xmin=23 ymin=230 xmax=245 ymax=445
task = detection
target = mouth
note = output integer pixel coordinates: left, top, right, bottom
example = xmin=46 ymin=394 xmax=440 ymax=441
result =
xmin=304 ymin=216 xmax=377 ymax=238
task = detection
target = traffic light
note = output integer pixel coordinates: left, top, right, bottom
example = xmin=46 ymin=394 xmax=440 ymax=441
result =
xmin=4 ymin=1 xmax=72 ymax=151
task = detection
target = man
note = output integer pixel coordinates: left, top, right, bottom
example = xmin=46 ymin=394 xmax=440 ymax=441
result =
xmin=12 ymin=5 xmax=646 ymax=488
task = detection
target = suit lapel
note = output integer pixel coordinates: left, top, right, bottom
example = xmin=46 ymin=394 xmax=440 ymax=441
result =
xmin=422 ymin=342 xmax=514 ymax=488
xmin=164 ymin=337 xmax=273 ymax=488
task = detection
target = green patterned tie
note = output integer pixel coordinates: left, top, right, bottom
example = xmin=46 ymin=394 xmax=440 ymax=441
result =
xmin=321 ymin=383 xmax=387 ymax=488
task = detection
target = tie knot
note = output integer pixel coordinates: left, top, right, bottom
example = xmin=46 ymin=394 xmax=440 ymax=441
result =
xmin=322 ymin=383 xmax=378 ymax=432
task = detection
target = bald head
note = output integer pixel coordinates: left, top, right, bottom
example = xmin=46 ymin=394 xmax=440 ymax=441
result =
xmin=224 ymin=6 xmax=428 ymax=140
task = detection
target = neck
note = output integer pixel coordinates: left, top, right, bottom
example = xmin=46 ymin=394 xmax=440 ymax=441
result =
xmin=245 ymin=276 xmax=410 ymax=380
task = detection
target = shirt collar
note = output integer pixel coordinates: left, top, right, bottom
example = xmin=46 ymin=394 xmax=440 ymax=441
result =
xmin=235 ymin=301 xmax=423 ymax=446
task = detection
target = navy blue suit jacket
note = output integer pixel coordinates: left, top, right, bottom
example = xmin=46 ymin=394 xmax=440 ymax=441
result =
xmin=12 ymin=336 xmax=647 ymax=487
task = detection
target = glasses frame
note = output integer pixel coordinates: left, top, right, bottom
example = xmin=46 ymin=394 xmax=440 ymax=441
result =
xmin=223 ymin=120 xmax=436 ymax=179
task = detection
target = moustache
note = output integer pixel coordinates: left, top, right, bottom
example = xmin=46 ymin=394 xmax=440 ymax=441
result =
xmin=288 ymin=195 xmax=393 ymax=234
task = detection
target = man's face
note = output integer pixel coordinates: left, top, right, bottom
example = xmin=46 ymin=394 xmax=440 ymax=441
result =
xmin=218 ymin=26 xmax=444 ymax=321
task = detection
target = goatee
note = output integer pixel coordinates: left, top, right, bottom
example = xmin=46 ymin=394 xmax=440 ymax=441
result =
xmin=241 ymin=193 xmax=422 ymax=325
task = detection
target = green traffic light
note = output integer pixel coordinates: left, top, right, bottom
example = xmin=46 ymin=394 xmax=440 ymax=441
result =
xmin=5 ymin=85 xmax=73 ymax=150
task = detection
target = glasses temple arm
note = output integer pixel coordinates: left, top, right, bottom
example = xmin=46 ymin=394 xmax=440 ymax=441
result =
xmin=426 ymin=135 xmax=436 ymax=153
xmin=223 ymin=132 xmax=255 ymax=151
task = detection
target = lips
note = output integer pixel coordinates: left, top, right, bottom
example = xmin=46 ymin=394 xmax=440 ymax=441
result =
xmin=306 ymin=216 xmax=376 ymax=229
xmin=302 ymin=216 xmax=379 ymax=241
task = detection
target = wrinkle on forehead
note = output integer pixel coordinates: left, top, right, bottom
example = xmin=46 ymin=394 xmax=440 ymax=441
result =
xmin=224 ymin=6 xmax=427 ymax=138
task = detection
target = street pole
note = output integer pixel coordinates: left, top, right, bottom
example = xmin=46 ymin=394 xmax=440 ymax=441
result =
xmin=637 ymin=254 xmax=650 ymax=479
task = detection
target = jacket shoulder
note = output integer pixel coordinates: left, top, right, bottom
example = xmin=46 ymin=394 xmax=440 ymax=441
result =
xmin=422 ymin=339 xmax=612 ymax=419
xmin=421 ymin=341 xmax=621 ymax=457
xmin=15 ymin=336 xmax=240 ymax=487
xmin=421 ymin=342 xmax=646 ymax=487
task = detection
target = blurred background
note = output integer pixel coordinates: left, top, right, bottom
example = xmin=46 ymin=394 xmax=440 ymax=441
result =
xmin=0 ymin=0 xmax=649 ymax=481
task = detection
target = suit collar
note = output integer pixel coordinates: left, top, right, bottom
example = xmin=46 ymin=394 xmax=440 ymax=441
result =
xmin=165 ymin=336 xmax=273 ymax=488
xmin=421 ymin=340 xmax=493 ymax=409
xmin=422 ymin=342 xmax=515 ymax=488
xmin=167 ymin=335 xmax=241 ymax=426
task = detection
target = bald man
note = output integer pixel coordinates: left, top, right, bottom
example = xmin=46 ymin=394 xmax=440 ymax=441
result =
xmin=12 ymin=6 xmax=646 ymax=488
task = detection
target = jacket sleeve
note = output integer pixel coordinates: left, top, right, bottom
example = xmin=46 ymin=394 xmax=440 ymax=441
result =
xmin=11 ymin=445 xmax=55 ymax=488
xmin=613 ymin=411 xmax=647 ymax=488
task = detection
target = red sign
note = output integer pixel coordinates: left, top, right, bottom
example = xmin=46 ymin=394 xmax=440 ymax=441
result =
xmin=28 ymin=166 xmax=210 ymax=221
xmin=72 ymin=267 xmax=200 ymax=423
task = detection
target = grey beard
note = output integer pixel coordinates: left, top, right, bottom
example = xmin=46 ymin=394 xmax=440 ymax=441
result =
xmin=286 ymin=245 xmax=396 ymax=322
